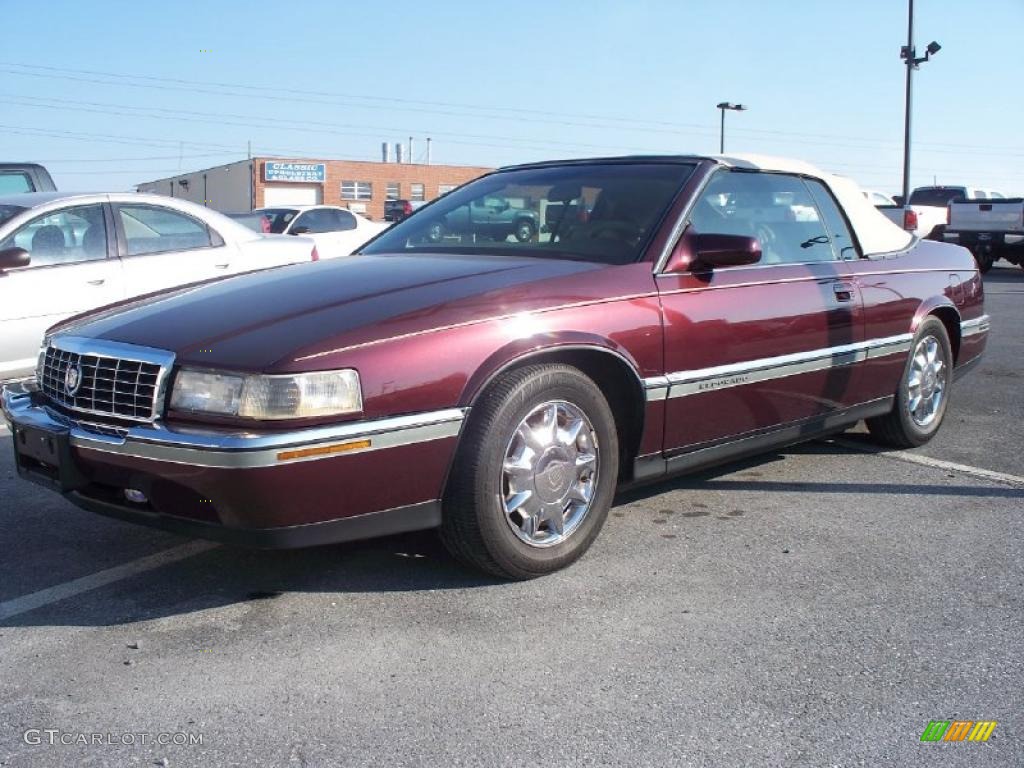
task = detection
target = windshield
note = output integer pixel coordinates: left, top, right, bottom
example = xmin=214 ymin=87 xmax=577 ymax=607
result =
xmin=909 ymin=187 xmax=966 ymax=206
xmin=256 ymin=208 xmax=299 ymax=234
xmin=362 ymin=162 xmax=695 ymax=265
xmin=0 ymin=204 xmax=28 ymax=228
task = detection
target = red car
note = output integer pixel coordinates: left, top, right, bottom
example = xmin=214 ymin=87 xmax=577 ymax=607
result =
xmin=2 ymin=155 xmax=988 ymax=579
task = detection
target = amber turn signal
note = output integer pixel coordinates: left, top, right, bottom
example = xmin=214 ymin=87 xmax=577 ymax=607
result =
xmin=276 ymin=439 xmax=371 ymax=462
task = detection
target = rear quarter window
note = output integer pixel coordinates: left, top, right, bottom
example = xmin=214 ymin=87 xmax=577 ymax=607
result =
xmin=0 ymin=172 xmax=33 ymax=194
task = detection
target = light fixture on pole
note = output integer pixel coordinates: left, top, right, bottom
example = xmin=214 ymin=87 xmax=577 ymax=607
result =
xmin=716 ymin=102 xmax=747 ymax=154
xmin=899 ymin=0 xmax=941 ymax=205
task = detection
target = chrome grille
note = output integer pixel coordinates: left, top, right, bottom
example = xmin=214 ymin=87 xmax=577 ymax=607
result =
xmin=40 ymin=346 xmax=163 ymax=422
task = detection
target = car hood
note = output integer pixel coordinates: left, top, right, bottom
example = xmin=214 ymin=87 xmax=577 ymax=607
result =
xmin=54 ymin=252 xmax=603 ymax=371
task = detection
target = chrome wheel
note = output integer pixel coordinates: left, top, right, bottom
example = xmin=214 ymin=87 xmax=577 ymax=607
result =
xmin=501 ymin=400 xmax=599 ymax=548
xmin=907 ymin=334 xmax=947 ymax=427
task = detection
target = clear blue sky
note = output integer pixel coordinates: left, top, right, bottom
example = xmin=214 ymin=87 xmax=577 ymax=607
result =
xmin=3 ymin=0 xmax=1022 ymax=195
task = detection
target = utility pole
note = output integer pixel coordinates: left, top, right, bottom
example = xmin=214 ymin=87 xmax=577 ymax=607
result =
xmin=900 ymin=0 xmax=941 ymax=203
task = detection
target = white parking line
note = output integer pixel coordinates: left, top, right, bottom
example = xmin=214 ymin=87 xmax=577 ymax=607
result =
xmin=830 ymin=437 xmax=1024 ymax=488
xmin=0 ymin=540 xmax=219 ymax=622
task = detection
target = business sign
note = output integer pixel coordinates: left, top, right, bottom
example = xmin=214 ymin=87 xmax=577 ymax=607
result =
xmin=263 ymin=162 xmax=326 ymax=183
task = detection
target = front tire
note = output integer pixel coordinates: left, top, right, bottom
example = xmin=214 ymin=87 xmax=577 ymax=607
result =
xmin=514 ymin=219 xmax=536 ymax=243
xmin=866 ymin=316 xmax=953 ymax=448
xmin=441 ymin=364 xmax=618 ymax=579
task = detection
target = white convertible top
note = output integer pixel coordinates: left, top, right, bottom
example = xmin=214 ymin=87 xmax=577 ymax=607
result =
xmin=713 ymin=154 xmax=914 ymax=256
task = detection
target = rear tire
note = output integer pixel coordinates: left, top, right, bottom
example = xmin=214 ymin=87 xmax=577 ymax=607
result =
xmin=441 ymin=364 xmax=618 ymax=580
xmin=866 ymin=316 xmax=952 ymax=448
xmin=974 ymin=249 xmax=994 ymax=273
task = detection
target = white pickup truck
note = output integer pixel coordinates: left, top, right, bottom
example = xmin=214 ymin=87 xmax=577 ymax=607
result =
xmin=943 ymin=198 xmax=1024 ymax=272
xmin=878 ymin=186 xmax=1004 ymax=240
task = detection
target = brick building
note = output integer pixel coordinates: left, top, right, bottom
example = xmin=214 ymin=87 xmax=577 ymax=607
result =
xmin=137 ymin=157 xmax=493 ymax=220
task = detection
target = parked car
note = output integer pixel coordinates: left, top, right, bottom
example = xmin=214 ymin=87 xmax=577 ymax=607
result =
xmin=384 ymin=199 xmax=426 ymax=222
xmin=253 ymin=205 xmax=385 ymax=259
xmin=944 ymin=196 xmax=1024 ymax=272
xmin=2 ymin=155 xmax=987 ymax=580
xmin=902 ymin=185 xmax=1004 ymax=240
xmin=426 ymin=194 xmax=539 ymax=242
xmin=0 ymin=163 xmax=56 ymax=194
xmin=0 ymin=192 xmax=318 ymax=381
xmin=225 ymin=212 xmax=271 ymax=233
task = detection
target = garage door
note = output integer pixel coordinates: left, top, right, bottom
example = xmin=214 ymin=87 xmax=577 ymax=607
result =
xmin=263 ymin=185 xmax=322 ymax=207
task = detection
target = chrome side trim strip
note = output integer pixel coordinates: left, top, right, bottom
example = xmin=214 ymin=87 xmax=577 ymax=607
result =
xmin=642 ymin=376 xmax=670 ymax=402
xmin=961 ymin=315 xmax=990 ymax=337
xmin=2 ymin=388 xmax=466 ymax=469
xmin=644 ymin=334 xmax=913 ymax=401
xmin=72 ymin=408 xmax=468 ymax=468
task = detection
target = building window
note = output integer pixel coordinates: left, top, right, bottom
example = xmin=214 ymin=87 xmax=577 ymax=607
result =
xmin=386 ymin=182 xmax=400 ymax=201
xmin=341 ymin=181 xmax=373 ymax=200
xmin=438 ymin=184 xmax=457 ymax=196
xmin=410 ymin=183 xmax=425 ymax=202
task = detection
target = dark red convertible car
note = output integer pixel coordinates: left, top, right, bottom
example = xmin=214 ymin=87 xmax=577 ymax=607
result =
xmin=2 ymin=155 xmax=988 ymax=578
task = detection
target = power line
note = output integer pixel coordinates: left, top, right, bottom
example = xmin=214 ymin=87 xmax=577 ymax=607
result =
xmin=5 ymin=61 xmax=1023 ymax=155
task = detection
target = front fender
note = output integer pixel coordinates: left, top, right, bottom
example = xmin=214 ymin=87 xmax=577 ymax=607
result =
xmin=459 ymin=331 xmax=645 ymax=406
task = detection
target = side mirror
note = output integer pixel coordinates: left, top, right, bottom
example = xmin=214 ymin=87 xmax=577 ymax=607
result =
xmin=692 ymin=233 xmax=761 ymax=269
xmin=0 ymin=246 xmax=30 ymax=271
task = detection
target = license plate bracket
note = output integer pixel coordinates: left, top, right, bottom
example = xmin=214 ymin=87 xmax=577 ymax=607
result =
xmin=12 ymin=423 xmax=90 ymax=493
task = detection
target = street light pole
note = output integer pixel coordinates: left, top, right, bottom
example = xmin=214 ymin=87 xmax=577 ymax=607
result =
xmin=716 ymin=102 xmax=747 ymax=154
xmin=901 ymin=0 xmax=915 ymax=205
xmin=899 ymin=0 xmax=941 ymax=205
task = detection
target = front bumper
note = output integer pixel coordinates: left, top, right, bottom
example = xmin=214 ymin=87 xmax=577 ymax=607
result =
xmin=2 ymin=387 xmax=464 ymax=547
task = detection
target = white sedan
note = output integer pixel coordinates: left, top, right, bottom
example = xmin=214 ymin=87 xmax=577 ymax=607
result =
xmin=254 ymin=205 xmax=387 ymax=259
xmin=0 ymin=192 xmax=318 ymax=381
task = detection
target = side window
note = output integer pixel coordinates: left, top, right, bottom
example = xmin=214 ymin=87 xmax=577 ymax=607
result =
xmin=0 ymin=204 xmax=109 ymax=268
xmin=336 ymin=210 xmax=357 ymax=231
xmin=689 ymin=171 xmax=836 ymax=265
xmin=118 ymin=206 xmax=213 ymax=257
xmin=0 ymin=172 xmax=34 ymax=194
xmin=804 ymin=179 xmax=859 ymax=260
xmin=294 ymin=209 xmax=336 ymax=233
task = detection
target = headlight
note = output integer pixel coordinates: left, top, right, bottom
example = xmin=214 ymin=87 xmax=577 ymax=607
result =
xmin=170 ymin=369 xmax=362 ymax=420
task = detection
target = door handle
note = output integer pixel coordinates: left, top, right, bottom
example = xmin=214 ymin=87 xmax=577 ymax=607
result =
xmin=832 ymin=282 xmax=854 ymax=302
xmin=214 ymin=263 xmax=230 ymax=269
xmin=86 ymin=278 xmax=106 ymax=286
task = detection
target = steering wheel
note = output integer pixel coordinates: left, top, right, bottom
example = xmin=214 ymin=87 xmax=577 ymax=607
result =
xmin=588 ymin=221 xmax=644 ymax=242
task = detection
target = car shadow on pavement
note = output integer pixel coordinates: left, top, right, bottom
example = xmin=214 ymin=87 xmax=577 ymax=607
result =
xmin=0 ymin=528 xmax=504 ymax=628
xmin=4 ymin=438 xmax=1020 ymax=629
xmin=615 ymin=439 xmax=1024 ymax=507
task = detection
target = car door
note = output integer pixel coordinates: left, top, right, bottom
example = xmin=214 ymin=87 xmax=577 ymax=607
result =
xmin=0 ymin=201 xmax=123 ymax=379
xmin=289 ymin=208 xmax=338 ymax=258
xmin=655 ymin=170 xmax=865 ymax=455
xmin=331 ymin=209 xmax=372 ymax=256
xmin=113 ymin=202 xmax=235 ymax=296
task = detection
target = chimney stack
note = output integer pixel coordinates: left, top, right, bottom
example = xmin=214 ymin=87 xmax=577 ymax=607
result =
xmin=408 ymin=136 xmax=414 ymax=163
xmin=395 ymin=142 xmax=404 ymax=164
xmin=426 ymin=137 xmax=432 ymax=165
xmin=381 ymin=142 xmax=390 ymax=163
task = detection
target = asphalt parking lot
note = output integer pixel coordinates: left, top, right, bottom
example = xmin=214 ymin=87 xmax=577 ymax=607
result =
xmin=1 ymin=267 xmax=1021 ymax=767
